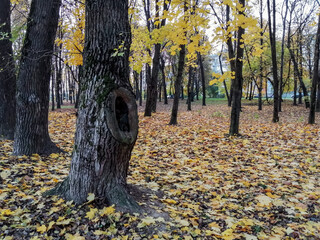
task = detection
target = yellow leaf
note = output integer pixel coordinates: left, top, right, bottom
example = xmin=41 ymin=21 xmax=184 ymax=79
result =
xmin=47 ymin=221 xmax=55 ymax=231
xmin=65 ymin=233 xmax=85 ymax=240
xmin=163 ymin=199 xmax=177 ymax=205
xmin=49 ymin=153 xmax=60 ymax=159
xmin=93 ymin=230 xmax=107 ymax=235
xmin=100 ymin=205 xmax=115 ymax=216
xmin=1 ymin=209 xmax=13 ymax=216
xmin=86 ymin=208 xmax=98 ymax=220
xmin=37 ymin=225 xmax=47 ymax=234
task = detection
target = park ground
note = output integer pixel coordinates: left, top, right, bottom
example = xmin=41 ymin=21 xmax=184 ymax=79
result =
xmin=0 ymin=99 xmax=320 ymax=239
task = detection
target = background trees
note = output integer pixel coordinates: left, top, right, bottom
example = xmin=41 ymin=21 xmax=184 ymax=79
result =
xmin=0 ymin=0 xmax=16 ymax=140
xmin=13 ymin=0 xmax=62 ymax=155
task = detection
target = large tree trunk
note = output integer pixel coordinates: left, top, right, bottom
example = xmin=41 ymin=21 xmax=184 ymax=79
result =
xmin=0 ymin=0 xmax=16 ymax=140
xmin=267 ymin=0 xmax=279 ymax=122
xmin=308 ymin=14 xmax=320 ymax=124
xmin=169 ymin=45 xmax=186 ymax=125
xmin=13 ymin=0 xmax=62 ymax=155
xmin=49 ymin=0 xmax=139 ymax=211
xmin=226 ymin=4 xmax=235 ymax=107
xmin=229 ymin=0 xmax=245 ymax=135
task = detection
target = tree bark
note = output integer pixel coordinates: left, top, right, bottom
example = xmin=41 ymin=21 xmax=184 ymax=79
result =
xmin=229 ymin=0 xmax=245 ymax=135
xmin=279 ymin=0 xmax=289 ymax=112
xmin=160 ymin=56 xmax=168 ymax=104
xmin=13 ymin=0 xmax=62 ymax=155
xmin=226 ymin=4 xmax=235 ymax=107
xmin=267 ymin=0 xmax=279 ymax=122
xmin=48 ymin=0 xmax=139 ymax=211
xmin=198 ymin=53 xmax=206 ymax=106
xmin=169 ymin=44 xmax=186 ymax=125
xmin=308 ymin=14 xmax=320 ymax=124
xmin=0 ymin=0 xmax=16 ymax=140
xmin=187 ymin=67 xmax=193 ymax=111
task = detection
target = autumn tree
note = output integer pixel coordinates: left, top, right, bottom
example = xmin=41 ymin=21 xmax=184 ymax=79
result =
xmin=49 ymin=0 xmax=140 ymax=211
xmin=0 ymin=0 xmax=16 ymax=140
xmin=13 ymin=0 xmax=62 ymax=155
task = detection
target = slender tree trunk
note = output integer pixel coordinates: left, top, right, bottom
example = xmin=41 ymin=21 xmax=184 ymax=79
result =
xmin=293 ymin=73 xmax=297 ymax=105
xmin=258 ymin=0 xmax=263 ymax=110
xmin=169 ymin=45 xmax=186 ymax=125
xmin=229 ymin=0 xmax=245 ymax=135
xmin=316 ymin=79 xmax=320 ymax=112
xmin=198 ymin=53 xmax=206 ymax=106
xmin=308 ymin=14 xmax=320 ymax=124
xmin=0 ymin=0 xmax=16 ymax=140
xmin=139 ymin=71 xmax=143 ymax=106
xmin=49 ymin=0 xmax=139 ymax=211
xmin=279 ymin=0 xmax=288 ymax=112
xmin=187 ymin=67 xmax=193 ymax=111
xmin=160 ymin=56 xmax=168 ymax=104
xmin=226 ymin=4 xmax=235 ymax=107
xmin=133 ymin=71 xmax=139 ymax=100
xmin=267 ymin=0 xmax=279 ymax=122
xmin=144 ymin=63 xmax=154 ymax=116
xmin=218 ymin=52 xmax=230 ymax=103
xmin=13 ymin=0 xmax=62 ymax=155
xmin=51 ymin=68 xmax=55 ymax=111
xmin=195 ymin=70 xmax=199 ymax=100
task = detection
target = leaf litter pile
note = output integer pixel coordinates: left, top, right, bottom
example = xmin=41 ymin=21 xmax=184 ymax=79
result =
xmin=0 ymin=101 xmax=320 ymax=239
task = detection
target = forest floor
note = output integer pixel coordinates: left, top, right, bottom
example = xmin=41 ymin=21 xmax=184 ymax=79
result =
xmin=0 ymin=99 xmax=320 ymax=239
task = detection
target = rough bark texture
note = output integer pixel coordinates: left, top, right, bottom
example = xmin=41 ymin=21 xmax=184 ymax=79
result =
xmin=49 ymin=0 xmax=139 ymax=211
xmin=169 ymin=45 xmax=186 ymax=125
xmin=0 ymin=0 xmax=16 ymax=140
xmin=229 ymin=0 xmax=245 ymax=136
xmin=13 ymin=0 xmax=61 ymax=155
xmin=308 ymin=15 xmax=320 ymax=124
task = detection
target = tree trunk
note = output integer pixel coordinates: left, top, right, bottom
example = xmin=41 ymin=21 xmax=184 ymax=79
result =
xmin=133 ymin=71 xmax=139 ymax=100
xmin=308 ymin=14 xmax=320 ymax=124
xmin=198 ymin=53 xmax=206 ymax=106
xmin=229 ymin=0 xmax=245 ymax=136
xmin=226 ymin=4 xmax=235 ymax=107
xmin=51 ymin=67 xmax=55 ymax=111
xmin=258 ymin=0 xmax=263 ymax=111
xmin=49 ymin=0 xmax=139 ymax=211
xmin=13 ymin=0 xmax=62 ymax=155
xmin=0 ymin=0 xmax=16 ymax=140
xmin=144 ymin=63 xmax=154 ymax=116
xmin=160 ymin=56 xmax=168 ymax=104
xmin=279 ymin=0 xmax=288 ymax=112
xmin=187 ymin=67 xmax=193 ymax=111
xmin=316 ymin=79 xmax=320 ymax=112
xmin=267 ymin=0 xmax=279 ymax=122
xmin=169 ymin=45 xmax=186 ymax=125
xmin=139 ymin=71 xmax=143 ymax=106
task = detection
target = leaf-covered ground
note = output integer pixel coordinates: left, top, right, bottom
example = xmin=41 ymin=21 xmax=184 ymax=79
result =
xmin=0 ymin=100 xmax=320 ymax=239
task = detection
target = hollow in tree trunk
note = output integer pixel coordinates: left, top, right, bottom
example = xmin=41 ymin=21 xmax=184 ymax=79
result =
xmin=48 ymin=0 xmax=140 ymax=211
xmin=13 ymin=0 xmax=62 ymax=155
xmin=0 ymin=0 xmax=16 ymax=140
